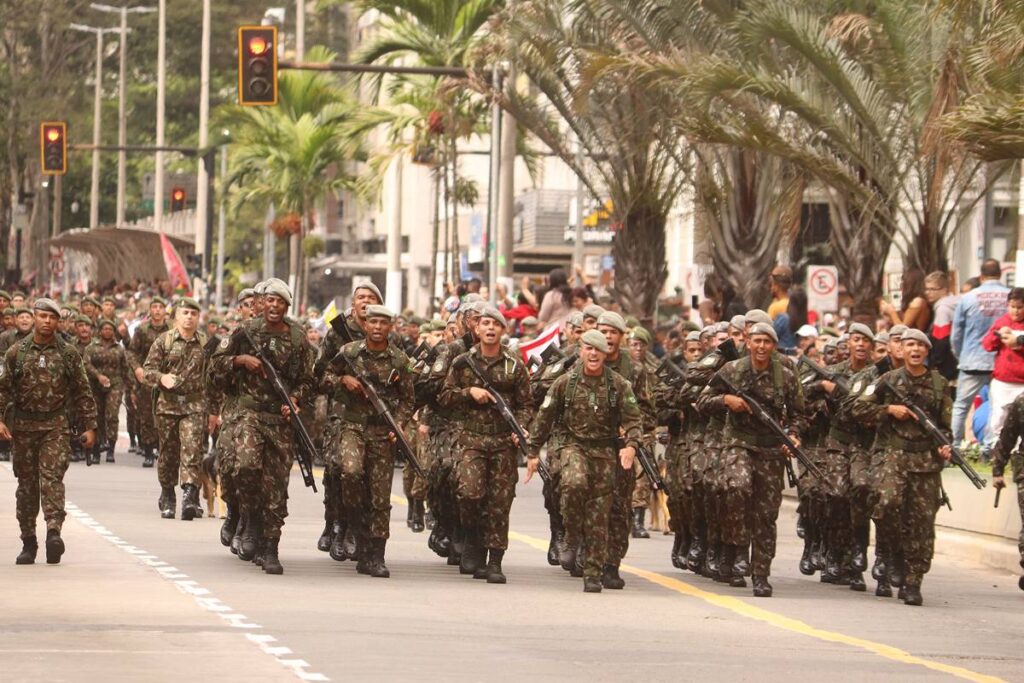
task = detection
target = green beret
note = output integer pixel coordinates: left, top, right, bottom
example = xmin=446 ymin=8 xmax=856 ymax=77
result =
xmin=749 ymin=322 xmax=778 ymax=343
xmin=680 ymin=321 xmax=700 ymax=333
xmin=582 ymin=304 xmax=606 ymax=320
xmin=418 ymin=323 xmax=430 ymax=334
xmin=102 ymin=296 xmax=116 ymax=305
xmin=12 ymin=290 xmax=26 ymax=299
xmin=566 ymin=311 xmax=584 ymax=329
xmin=237 ymin=288 xmax=255 ymax=303
xmin=521 ymin=316 xmax=539 ymax=327
xmin=630 ymin=327 xmax=652 ymax=346
xmin=75 ymin=314 xmax=93 ymax=326
xmin=13 ymin=306 xmax=32 ymax=316
xmin=901 ymin=328 xmax=932 ymax=349
xmin=744 ymin=309 xmax=772 ymax=326
xmin=848 ymin=322 xmax=875 ymax=341
xmin=97 ymin=317 xmax=117 ymax=331
xmin=264 ymin=280 xmax=293 ymax=305
xmin=625 ymin=315 xmax=641 ymax=329
xmin=596 ymin=311 xmax=627 ymax=333
xmin=0 ymin=290 xmax=10 ymax=302
xmin=150 ymin=296 xmax=168 ymax=306
xmin=353 ymin=281 xmax=383 ymax=303
xmin=32 ymin=298 xmax=61 ymax=316
xmin=83 ymin=295 xmax=101 ymax=307
xmin=480 ymin=306 xmax=507 ymax=327
xmin=686 ymin=331 xmax=702 ymax=343
xmin=889 ymin=324 xmax=907 ymax=339
xmin=429 ymin=319 xmax=446 ymax=332
xmin=579 ymin=329 xmax=609 ymax=353
xmin=176 ymin=297 xmax=201 ymax=312
xmin=365 ymin=304 xmax=395 ymax=320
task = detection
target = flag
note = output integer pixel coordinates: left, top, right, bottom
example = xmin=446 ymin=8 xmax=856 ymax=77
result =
xmin=322 ymin=299 xmax=340 ymax=326
xmin=519 ymin=323 xmax=561 ymax=364
xmin=160 ymin=233 xmax=190 ymax=295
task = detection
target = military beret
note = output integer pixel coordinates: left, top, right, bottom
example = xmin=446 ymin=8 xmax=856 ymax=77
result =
xmin=901 ymin=328 xmax=932 ymax=348
xmin=102 ymin=296 xmax=116 ymax=305
xmin=630 ymin=327 xmax=652 ymax=345
xmin=680 ymin=320 xmax=700 ymax=333
xmin=521 ymin=316 xmax=539 ymax=327
xmin=875 ymin=332 xmax=890 ymax=344
xmin=0 ymin=290 xmax=10 ymax=301
xmin=353 ymin=282 xmax=383 ymax=303
xmin=889 ymin=324 xmax=907 ymax=339
xmin=579 ymin=329 xmax=609 ymax=353
xmin=463 ymin=293 xmax=484 ymax=304
xmin=748 ymin=321 xmax=778 ymax=343
xmin=566 ymin=311 xmax=584 ymax=329
xmin=596 ymin=311 xmax=627 ymax=333
xmin=75 ymin=314 xmax=93 ymax=326
xmin=12 ymin=290 xmax=27 ymax=299
xmin=406 ymin=315 xmax=425 ymax=327
xmin=715 ymin=322 xmax=730 ymax=334
xmin=821 ymin=327 xmax=840 ymax=337
xmin=685 ymin=331 xmax=702 ymax=343
xmin=468 ymin=300 xmax=488 ymax=315
xmin=32 ymin=298 xmax=61 ymax=317
xmin=745 ymin=309 xmax=772 ymax=326
xmin=699 ymin=326 xmax=715 ymax=339
xmin=264 ymin=280 xmax=293 ymax=305
xmin=625 ymin=315 xmax=641 ymax=329
xmin=97 ymin=317 xmax=117 ymax=330
xmin=418 ymin=323 xmax=430 ymax=334
xmin=824 ymin=338 xmax=839 ymax=350
xmin=253 ymin=281 xmax=268 ymax=295
xmin=83 ymin=295 xmax=101 ymax=307
xmin=582 ymin=304 xmax=606 ymax=320
xmin=237 ymin=288 xmax=255 ymax=303
xmin=150 ymin=296 xmax=168 ymax=306
xmin=838 ymin=334 xmax=850 ymax=344
xmin=480 ymin=306 xmax=507 ymax=327
xmin=729 ymin=314 xmax=747 ymax=332
xmin=13 ymin=306 xmax=32 ymax=316
xmin=429 ymin=319 xmax=446 ymax=332
xmin=177 ymin=297 xmax=201 ymax=312
xmin=365 ymin=304 xmax=395 ymax=320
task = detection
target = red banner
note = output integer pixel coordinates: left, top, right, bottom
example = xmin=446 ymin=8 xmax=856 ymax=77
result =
xmin=160 ymin=233 xmax=191 ymax=295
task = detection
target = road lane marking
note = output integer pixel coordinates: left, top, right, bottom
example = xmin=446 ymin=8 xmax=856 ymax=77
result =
xmin=389 ymin=493 xmax=1003 ymax=683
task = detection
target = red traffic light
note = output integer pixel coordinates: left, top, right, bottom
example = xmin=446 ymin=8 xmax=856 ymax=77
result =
xmin=172 ymin=189 xmax=185 ymax=201
xmin=46 ymin=127 xmax=62 ymax=143
xmin=238 ymin=26 xmax=277 ymax=106
xmin=40 ymin=121 xmax=67 ymax=175
xmin=248 ymin=36 xmax=268 ymax=56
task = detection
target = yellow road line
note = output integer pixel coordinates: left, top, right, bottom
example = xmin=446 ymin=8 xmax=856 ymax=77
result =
xmin=389 ymin=492 xmax=1003 ymax=683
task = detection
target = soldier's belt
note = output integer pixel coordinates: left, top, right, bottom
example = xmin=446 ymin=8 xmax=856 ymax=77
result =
xmin=236 ymin=396 xmax=288 ymax=422
xmin=13 ymin=407 xmax=66 ymax=421
xmin=565 ymin=432 xmax=618 ymax=448
xmin=462 ymin=422 xmax=511 ymax=436
xmin=883 ymin=435 xmax=934 ymax=453
xmin=827 ymin=427 xmax=859 ymax=445
xmin=730 ymin=431 xmax=784 ymax=448
xmin=159 ymin=391 xmax=203 ymax=404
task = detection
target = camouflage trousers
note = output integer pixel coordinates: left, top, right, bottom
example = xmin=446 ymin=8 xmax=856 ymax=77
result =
xmin=718 ymin=446 xmax=785 ymax=577
xmin=402 ymin=426 xmax=432 ymax=503
xmin=1017 ymin=482 xmax=1024 ymax=567
xmin=335 ymin=424 xmax=395 ymax=540
xmin=94 ymin=385 xmax=123 ymax=449
xmin=872 ymin=451 xmax=942 ymax=581
xmin=229 ymin=412 xmax=293 ymax=541
xmin=689 ymin=442 xmax=718 ymax=546
xmin=455 ymin=433 xmax=518 ymax=551
xmin=821 ymin=438 xmax=864 ymax=556
xmin=559 ymin=445 xmax=616 ymax=579
xmin=125 ymin=384 xmax=138 ymax=437
xmin=12 ymin=426 xmax=70 ymax=538
xmin=542 ymin=435 xmax=565 ymax=521
xmin=797 ymin=445 xmax=831 ymax=547
xmin=135 ymin=383 xmax=159 ymax=448
xmin=155 ymin=412 xmax=205 ymax=488
xmin=215 ymin=410 xmax=241 ymax=505
xmin=427 ymin=424 xmax=460 ymax=540
xmin=849 ymin=447 xmax=878 ymax=544
xmin=663 ymin=437 xmax=692 ymax=537
xmin=320 ymin=418 xmax=343 ymax=524
xmin=632 ymin=460 xmax=652 ymax=509
xmin=607 ymin=455 xmax=637 ymax=566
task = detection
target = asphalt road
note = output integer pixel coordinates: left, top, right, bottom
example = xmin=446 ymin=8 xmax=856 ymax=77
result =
xmin=2 ymin=439 xmax=1023 ymax=683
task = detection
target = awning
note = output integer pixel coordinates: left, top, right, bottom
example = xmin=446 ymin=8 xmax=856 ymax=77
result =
xmin=47 ymin=227 xmax=194 ymax=284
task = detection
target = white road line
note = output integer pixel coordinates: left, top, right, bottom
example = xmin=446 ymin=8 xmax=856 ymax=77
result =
xmin=64 ymin=501 xmax=330 ymax=682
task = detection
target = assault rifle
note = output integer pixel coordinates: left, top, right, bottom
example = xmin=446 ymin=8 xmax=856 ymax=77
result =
xmin=797 ymin=355 xmax=851 ymax=393
xmin=655 ymin=356 xmax=687 ymax=388
xmin=329 ymin=318 xmax=426 ymax=479
xmin=881 ymin=376 xmax=986 ymax=490
xmin=239 ymin=326 xmax=318 ymax=491
xmin=619 ymin=438 xmax=670 ymax=497
xmin=453 ymin=355 xmax=549 ymax=483
xmin=711 ymin=372 xmax=836 ymax=494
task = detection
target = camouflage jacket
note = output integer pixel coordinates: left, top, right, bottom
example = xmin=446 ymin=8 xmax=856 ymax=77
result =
xmin=604 ymin=351 xmax=656 ymax=436
xmin=84 ymin=339 xmax=129 ymax=389
xmin=696 ymin=354 xmax=807 ymax=457
xmin=0 ymin=328 xmax=31 ymax=357
xmin=314 ymin=311 xmax=365 ymax=377
xmin=209 ymin=318 xmax=315 ymax=418
xmin=413 ymin=342 xmax=453 ymax=428
xmin=529 ymin=365 xmax=643 ymax=458
xmin=439 ymin=344 xmax=533 ymax=437
xmin=991 ymin=393 xmax=1024 ymax=481
xmin=0 ymin=335 xmax=98 ymax=433
xmin=850 ymin=366 xmax=951 ymax=473
xmin=689 ymin=349 xmax=730 ymax=442
xmin=325 ymin=339 xmax=414 ymax=429
xmin=127 ymin=320 xmax=170 ymax=372
xmin=143 ymin=328 xmax=216 ymax=416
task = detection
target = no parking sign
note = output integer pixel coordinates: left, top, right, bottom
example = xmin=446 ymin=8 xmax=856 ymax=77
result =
xmin=807 ymin=265 xmax=839 ymax=314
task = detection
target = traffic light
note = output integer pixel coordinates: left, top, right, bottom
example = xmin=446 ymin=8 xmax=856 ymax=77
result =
xmin=40 ymin=122 xmax=67 ymax=175
xmin=238 ymin=26 xmax=277 ymax=106
xmin=170 ymin=187 xmax=186 ymax=212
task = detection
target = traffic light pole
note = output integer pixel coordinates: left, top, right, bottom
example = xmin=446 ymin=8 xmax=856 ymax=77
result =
xmin=277 ymin=61 xmax=468 ymax=77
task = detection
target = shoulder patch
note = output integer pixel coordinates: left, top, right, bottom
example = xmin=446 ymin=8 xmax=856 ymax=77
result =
xmin=541 ymin=394 xmax=553 ymax=409
xmin=700 ymin=355 xmax=718 ymax=368
xmin=864 ymin=383 xmax=876 ymax=396
xmin=433 ymin=359 xmax=444 ymax=374
xmin=851 ymin=380 xmax=863 ymax=394
xmin=219 ymin=337 xmax=230 ymax=349
xmin=626 ymin=394 xmax=638 ymax=405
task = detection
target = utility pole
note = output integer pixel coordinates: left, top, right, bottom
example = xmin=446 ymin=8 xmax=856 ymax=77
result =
xmin=496 ymin=0 xmax=517 ymax=283
xmin=386 ymin=156 xmax=403 ymax=312
xmin=215 ymin=145 xmax=228 ymax=309
xmin=295 ymin=0 xmax=305 ymax=61
xmin=70 ymin=23 xmax=119 ymax=230
xmin=486 ymin=68 xmax=503 ymax=305
xmin=154 ymin=0 xmax=166 ymax=231
xmin=91 ymin=4 xmax=155 ymax=228
xmin=573 ymin=139 xmax=585 ymax=276
xmin=195 ymin=0 xmax=211 ymax=269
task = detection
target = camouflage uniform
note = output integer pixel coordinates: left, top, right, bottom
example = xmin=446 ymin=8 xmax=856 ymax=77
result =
xmin=144 ymin=329 xmax=216 ymax=489
xmin=127 ymin=320 xmax=170 ymax=449
xmin=850 ymin=367 xmax=951 ymax=592
xmin=324 ymin=339 xmax=413 ymax=542
xmin=842 ymin=364 xmax=887 ymax=573
xmin=0 ymin=336 xmax=97 ymax=538
xmin=530 ymin=366 xmax=643 ymax=580
xmin=209 ymin=318 xmax=314 ymax=543
xmin=697 ymin=354 xmax=806 ymax=583
xmin=990 ymin=394 xmax=1024 ymax=568
xmin=83 ymin=338 xmax=128 ymax=450
xmin=439 ymin=345 xmax=532 ymax=555
xmin=655 ymin=356 xmax=698 ymax=565
xmin=796 ymin=362 xmax=833 ymax=577
xmin=423 ymin=339 xmax=466 ymax=561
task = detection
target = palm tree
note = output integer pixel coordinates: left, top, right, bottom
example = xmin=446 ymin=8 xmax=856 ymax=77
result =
xmin=217 ymin=47 xmax=359 ymax=309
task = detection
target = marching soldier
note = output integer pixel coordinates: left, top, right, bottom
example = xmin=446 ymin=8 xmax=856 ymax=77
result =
xmin=143 ymin=298 xmax=219 ymax=521
xmin=0 ymin=298 xmax=97 ymax=565
xmin=528 ymin=329 xmax=643 ymax=592
xmin=850 ymin=328 xmax=952 ymax=606
xmin=127 ymin=297 xmax=171 ymax=467
xmin=209 ymin=281 xmax=314 ymax=575
xmin=990 ymin=393 xmax=1024 ymax=592
xmin=440 ymin=306 xmax=533 ymax=583
xmin=83 ymin=318 xmax=128 ymax=464
xmin=324 ymin=305 xmax=414 ymax=577
xmin=0 ymin=307 xmax=34 ymax=355
xmin=697 ymin=322 xmax=806 ymax=597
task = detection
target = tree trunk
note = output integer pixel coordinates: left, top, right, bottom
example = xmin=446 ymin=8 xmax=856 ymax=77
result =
xmin=825 ymin=191 xmax=890 ymax=323
xmin=610 ymin=196 xmax=668 ymax=319
xmin=449 ymin=135 xmax=460 ymax=284
xmin=429 ymin=169 xmax=440 ymax=315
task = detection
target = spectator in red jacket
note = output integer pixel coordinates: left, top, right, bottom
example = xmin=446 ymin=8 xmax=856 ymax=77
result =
xmin=981 ymin=287 xmax=1024 ymax=457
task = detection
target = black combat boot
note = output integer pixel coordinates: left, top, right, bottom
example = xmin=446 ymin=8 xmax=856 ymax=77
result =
xmin=70 ymin=445 xmax=83 ymax=463
xmin=262 ymin=538 xmax=284 ymax=575
xmin=317 ymin=520 xmax=333 ymax=552
xmin=460 ymin=526 xmax=485 ymax=576
xmin=583 ymin=576 xmax=602 ymax=593
xmin=730 ymin=546 xmax=749 ymax=588
xmin=799 ymin=537 xmax=815 ymax=576
xmin=474 ymin=549 xmax=490 ymax=580
xmin=851 ymin=524 xmax=869 ymax=572
xmin=328 ymin=522 xmax=346 ymax=561
xmin=0 ymin=444 xmax=11 ymax=462
xmin=180 ymin=484 xmax=201 ymax=521
xmin=411 ymin=500 xmax=425 ymax=533
xmin=142 ymin=447 xmax=155 ymax=468
xmin=370 ymin=538 xmax=390 ymax=578
xmin=810 ymin=539 xmax=826 ymax=572
xmin=686 ymin=536 xmax=705 ymax=574
xmin=631 ymin=508 xmax=650 ymax=539
xmin=875 ymin=578 xmax=893 ymax=598
xmin=795 ymin=512 xmax=806 ymax=539
xmin=238 ymin=513 xmax=259 ymax=561
xmin=671 ymin=533 xmax=685 ymax=569
xmin=871 ymin=555 xmax=887 ymax=582
xmin=902 ymin=582 xmax=923 ymax=606
xmin=547 ymin=515 xmax=563 ymax=566
xmin=231 ymin=513 xmax=246 ymax=555
xmin=15 ymin=536 xmax=38 ymax=565
xmin=428 ymin=524 xmax=449 ymax=558
xmin=601 ymin=564 xmax=625 ymax=590
xmin=340 ymin=527 xmax=358 ymax=561
xmin=822 ymin=549 xmax=844 ymax=584
xmin=559 ymin=544 xmax=577 ymax=573
xmin=424 ymin=507 xmax=436 ymax=530
xmin=159 ymin=487 xmax=176 ymax=519
xmin=90 ymin=444 xmax=101 ymax=466
xmin=705 ymin=543 xmax=721 ymax=579
xmin=752 ymin=575 xmax=773 ymax=598
xmin=45 ymin=529 xmax=65 ymax=565
xmin=105 ymin=445 xmax=115 ymax=463
xmin=570 ymin=546 xmax=585 ymax=578
xmin=715 ymin=545 xmax=734 ymax=584
xmin=220 ymin=502 xmax=238 ymax=547
xmin=129 ymin=432 xmax=138 ymax=454
xmin=406 ymin=503 xmax=416 ymax=530
xmin=485 ymin=549 xmax=506 ymax=584
xmin=1018 ymin=576 xmax=1023 ymax=592
xmin=848 ymin=571 xmax=867 ymax=592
